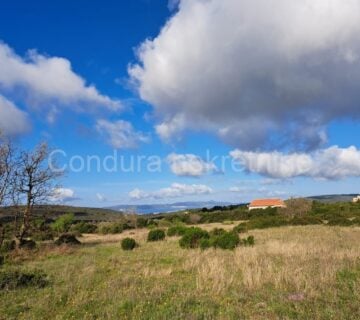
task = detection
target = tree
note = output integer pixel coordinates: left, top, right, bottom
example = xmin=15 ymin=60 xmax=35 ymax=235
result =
xmin=279 ymin=198 xmax=313 ymax=218
xmin=15 ymin=143 xmax=63 ymax=241
xmin=51 ymin=213 xmax=74 ymax=234
xmin=0 ymin=134 xmax=14 ymax=207
xmin=0 ymin=133 xmax=16 ymax=248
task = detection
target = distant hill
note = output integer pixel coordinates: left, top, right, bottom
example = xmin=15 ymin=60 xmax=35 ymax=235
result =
xmin=107 ymin=201 xmax=233 ymax=214
xmin=0 ymin=205 xmax=123 ymax=223
xmin=306 ymin=194 xmax=358 ymax=203
xmin=1 ymin=194 xmax=358 ymax=222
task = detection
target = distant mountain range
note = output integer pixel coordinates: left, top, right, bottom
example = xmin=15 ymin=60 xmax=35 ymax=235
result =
xmin=1 ymin=194 xmax=358 ymax=222
xmin=306 ymin=194 xmax=358 ymax=203
xmin=108 ymin=194 xmax=359 ymax=214
xmin=107 ymin=201 xmax=233 ymax=214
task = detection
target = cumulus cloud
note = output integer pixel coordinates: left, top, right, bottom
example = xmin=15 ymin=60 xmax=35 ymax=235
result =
xmin=129 ymin=0 xmax=360 ymax=150
xmin=129 ymin=182 xmax=213 ymax=200
xmin=96 ymin=119 xmax=149 ymax=149
xmin=51 ymin=188 xmax=79 ymax=203
xmin=167 ymin=153 xmax=216 ymax=177
xmin=0 ymin=94 xmax=30 ymax=136
xmin=0 ymin=42 xmax=121 ymax=113
xmin=230 ymin=146 xmax=360 ymax=179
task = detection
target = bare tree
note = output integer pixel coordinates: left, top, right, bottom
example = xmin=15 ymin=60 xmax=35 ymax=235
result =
xmin=0 ymin=133 xmax=15 ymax=247
xmin=279 ymin=198 xmax=313 ymax=218
xmin=0 ymin=134 xmax=14 ymax=206
xmin=15 ymin=142 xmax=63 ymax=241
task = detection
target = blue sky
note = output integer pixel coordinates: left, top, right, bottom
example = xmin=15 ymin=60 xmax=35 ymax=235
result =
xmin=0 ymin=0 xmax=359 ymax=207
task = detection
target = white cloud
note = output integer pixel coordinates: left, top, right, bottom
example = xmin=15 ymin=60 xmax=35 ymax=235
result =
xmin=129 ymin=182 xmax=213 ymax=200
xmin=129 ymin=0 xmax=360 ymax=150
xmin=96 ymin=193 xmax=107 ymax=202
xmin=167 ymin=153 xmax=216 ymax=177
xmin=96 ymin=119 xmax=149 ymax=149
xmin=229 ymin=186 xmax=288 ymax=198
xmin=0 ymin=42 xmax=121 ymax=113
xmin=230 ymin=146 xmax=360 ymax=180
xmin=0 ymin=94 xmax=30 ymax=136
xmin=51 ymin=188 xmax=78 ymax=203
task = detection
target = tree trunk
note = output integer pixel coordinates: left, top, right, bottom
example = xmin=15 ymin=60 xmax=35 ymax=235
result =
xmin=18 ymin=193 xmax=32 ymax=242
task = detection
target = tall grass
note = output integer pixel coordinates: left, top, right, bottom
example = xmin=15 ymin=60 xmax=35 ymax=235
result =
xmin=0 ymin=225 xmax=359 ymax=319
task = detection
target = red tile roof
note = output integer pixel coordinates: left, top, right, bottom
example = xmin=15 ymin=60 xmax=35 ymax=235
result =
xmin=249 ymin=198 xmax=285 ymax=207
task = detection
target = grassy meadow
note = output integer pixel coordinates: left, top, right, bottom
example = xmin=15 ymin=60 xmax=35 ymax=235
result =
xmin=1 ymin=224 xmax=359 ymax=319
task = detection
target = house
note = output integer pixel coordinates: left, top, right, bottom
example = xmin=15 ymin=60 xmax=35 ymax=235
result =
xmin=249 ymin=198 xmax=286 ymax=210
xmin=352 ymin=195 xmax=360 ymax=203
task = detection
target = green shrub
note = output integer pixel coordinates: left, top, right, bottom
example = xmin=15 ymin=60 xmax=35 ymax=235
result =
xmin=0 ymin=255 xmax=4 ymax=266
xmin=136 ymin=217 xmax=148 ymax=228
xmin=70 ymin=222 xmax=97 ymax=234
xmin=167 ymin=225 xmax=188 ymax=237
xmin=51 ymin=213 xmax=74 ymax=233
xmin=233 ymin=223 xmax=248 ymax=233
xmin=97 ymin=222 xmax=124 ymax=234
xmin=327 ymin=217 xmax=353 ymax=226
xmin=209 ymin=228 xmax=227 ymax=236
xmin=290 ymin=216 xmax=323 ymax=226
xmin=1 ymin=240 xmax=16 ymax=253
xmin=199 ymin=238 xmax=211 ymax=250
xmin=121 ymin=238 xmax=137 ymax=250
xmin=247 ymin=216 xmax=288 ymax=229
xmin=242 ymin=235 xmax=255 ymax=246
xmin=31 ymin=230 xmax=55 ymax=241
xmin=211 ymin=231 xmax=240 ymax=250
xmin=147 ymin=229 xmax=166 ymax=242
xmin=122 ymin=223 xmax=134 ymax=231
xmin=179 ymin=227 xmax=209 ymax=249
xmin=0 ymin=268 xmax=48 ymax=290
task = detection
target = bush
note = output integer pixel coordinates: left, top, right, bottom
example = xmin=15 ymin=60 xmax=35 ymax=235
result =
xmin=121 ymin=238 xmax=137 ymax=250
xmin=209 ymin=228 xmax=227 ymax=236
xmin=211 ymin=231 xmax=240 ymax=250
xmin=199 ymin=238 xmax=211 ymax=250
xmin=179 ymin=227 xmax=209 ymax=249
xmin=97 ymin=222 xmax=124 ymax=234
xmin=147 ymin=229 xmax=166 ymax=242
xmin=51 ymin=213 xmax=74 ymax=233
xmin=247 ymin=216 xmax=288 ymax=229
xmin=0 ymin=269 xmax=48 ymax=290
xmin=1 ymin=240 xmax=16 ymax=253
xmin=136 ymin=217 xmax=148 ymax=228
xmin=19 ymin=239 xmax=36 ymax=250
xmin=233 ymin=223 xmax=248 ymax=233
xmin=167 ymin=225 xmax=188 ymax=237
xmin=54 ymin=233 xmax=81 ymax=245
xmin=290 ymin=216 xmax=323 ymax=226
xmin=70 ymin=222 xmax=97 ymax=234
xmin=327 ymin=217 xmax=353 ymax=226
xmin=242 ymin=235 xmax=255 ymax=246
xmin=31 ymin=230 xmax=55 ymax=241
xmin=0 ymin=255 xmax=4 ymax=266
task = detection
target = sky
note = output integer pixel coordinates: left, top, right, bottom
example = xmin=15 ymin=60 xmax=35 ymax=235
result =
xmin=0 ymin=0 xmax=359 ymax=207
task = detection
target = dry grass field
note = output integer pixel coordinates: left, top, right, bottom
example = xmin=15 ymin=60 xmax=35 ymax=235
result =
xmin=1 ymin=225 xmax=359 ymax=319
